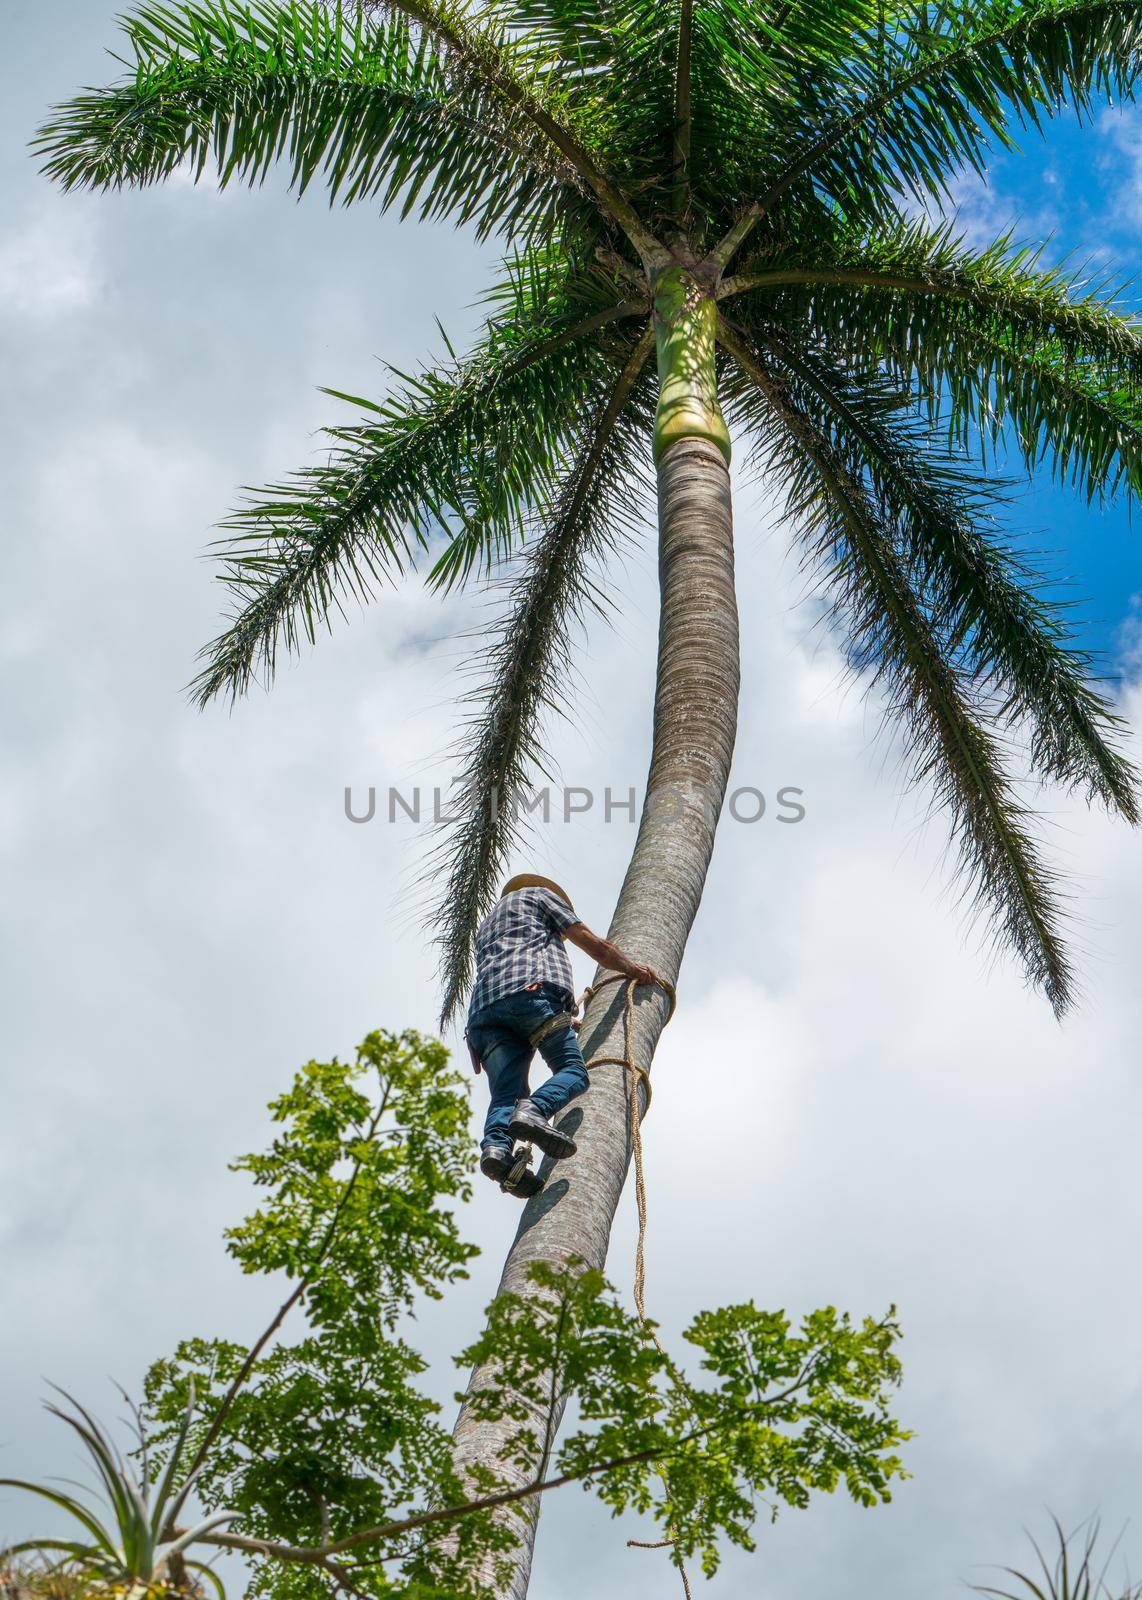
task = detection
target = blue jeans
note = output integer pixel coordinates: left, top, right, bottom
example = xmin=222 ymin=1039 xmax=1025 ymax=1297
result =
xmin=467 ymin=983 xmax=590 ymax=1152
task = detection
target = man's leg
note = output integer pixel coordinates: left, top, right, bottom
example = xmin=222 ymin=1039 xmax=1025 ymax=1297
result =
xmin=529 ymin=1025 xmax=590 ymax=1121
xmin=475 ymin=1028 xmax=532 ymax=1153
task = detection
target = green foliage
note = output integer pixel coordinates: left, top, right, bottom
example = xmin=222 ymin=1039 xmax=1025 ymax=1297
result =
xmin=37 ymin=0 xmax=1142 ymax=1019
xmin=142 ymin=1030 xmax=488 ymax=1596
xmin=125 ymin=1029 xmax=907 ymax=1597
xmin=224 ymin=1029 xmax=476 ymax=1314
xmin=32 ymin=2 xmax=583 ymax=240
xmin=460 ymin=1263 xmax=908 ymax=1582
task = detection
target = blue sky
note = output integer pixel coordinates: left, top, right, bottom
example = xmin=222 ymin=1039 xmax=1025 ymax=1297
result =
xmin=3 ymin=13 xmax=1142 ymax=1600
xmin=945 ymin=109 xmax=1142 ymax=668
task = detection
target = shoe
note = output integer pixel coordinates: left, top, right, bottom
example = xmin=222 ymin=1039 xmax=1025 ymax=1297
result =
xmin=480 ymin=1144 xmax=515 ymax=1182
xmin=480 ymin=1143 xmax=545 ymax=1199
xmin=508 ymin=1099 xmax=577 ymax=1160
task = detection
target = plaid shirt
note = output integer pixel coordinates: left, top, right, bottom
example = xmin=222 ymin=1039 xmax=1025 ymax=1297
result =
xmin=467 ymin=886 xmax=579 ymax=1021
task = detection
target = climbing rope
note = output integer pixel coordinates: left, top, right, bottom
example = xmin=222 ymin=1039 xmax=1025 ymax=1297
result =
xmin=577 ymin=970 xmax=692 ymax=1595
xmin=628 ymin=1538 xmax=695 ymax=1600
xmin=527 ymin=1009 xmax=581 ymax=1049
xmin=578 ymin=970 xmax=675 ymax=1329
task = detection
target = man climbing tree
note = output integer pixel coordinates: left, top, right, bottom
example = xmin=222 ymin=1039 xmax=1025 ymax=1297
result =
xmin=466 ymin=872 xmax=660 ymax=1197
xmin=37 ymin=1 xmax=1142 ymax=1593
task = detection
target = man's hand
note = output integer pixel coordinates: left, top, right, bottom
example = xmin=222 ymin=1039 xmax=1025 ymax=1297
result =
xmin=566 ymin=922 xmax=664 ymax=992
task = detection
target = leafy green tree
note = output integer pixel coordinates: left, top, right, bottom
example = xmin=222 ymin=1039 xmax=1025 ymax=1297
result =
xmin=4 ymin=1030 xmax=904 ymax=1599
xmin=37 ymin=2 xmax=1142 ymax=1590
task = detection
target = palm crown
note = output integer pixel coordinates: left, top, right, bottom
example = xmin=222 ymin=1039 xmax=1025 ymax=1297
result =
xmin=37 ymin=0 xmax=1142 ymax=1022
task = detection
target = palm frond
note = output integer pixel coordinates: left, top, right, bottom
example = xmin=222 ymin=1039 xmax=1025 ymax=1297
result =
xmin=725 ymin=217 xmax=1142 ymax=378
xmin=720 ymin=319 xmax=1076 ymax=1014
xmin=684 ymin=0 xmax=892 ymax=229
xmin=726 ymin=0 xmax=1142 ymax=248
xmin=432 ymin=325 xmax=655 ymax=1026
xmin=34 ymin=0 xmax=588 ymax=244
xmin=189 ymin=266 xmax=646 ymax=706
xmin=728 ymin=219 xmax=1142 ymax=505
xmin=752 ymin=327 xmax=1140 ymax=819
xmin=366 ymin=0 xmax=667 ymax=256
xmin=508 ymin=0 xmax=683 ymax=231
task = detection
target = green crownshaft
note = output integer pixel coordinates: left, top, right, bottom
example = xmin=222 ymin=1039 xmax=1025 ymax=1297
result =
xmin=651 ymin=267 xmax=731 ymax=466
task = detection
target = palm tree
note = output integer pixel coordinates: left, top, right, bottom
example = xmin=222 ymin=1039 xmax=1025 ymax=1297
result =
xmin=37 ymin=0 xmax=1142 ymax=1591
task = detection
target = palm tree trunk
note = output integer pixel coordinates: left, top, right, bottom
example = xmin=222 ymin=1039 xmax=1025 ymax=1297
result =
xmin=452 ymin=413 xmax=739 ymax=1595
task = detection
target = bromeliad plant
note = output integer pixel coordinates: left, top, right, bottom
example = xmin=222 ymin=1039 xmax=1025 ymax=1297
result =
xmin=36 ymin=2 xmax=1142 ymax=1591
xmin=0 ymin=1387 xmax=234 ymax=1598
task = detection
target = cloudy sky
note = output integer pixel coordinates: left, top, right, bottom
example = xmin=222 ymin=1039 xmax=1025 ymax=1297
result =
xmin=3 ymin=8 xmax=1142 ymax=1599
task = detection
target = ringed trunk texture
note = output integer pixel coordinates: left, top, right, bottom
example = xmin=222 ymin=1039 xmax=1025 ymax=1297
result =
xmin=452 ymin=433 xmax=739 ymax=1597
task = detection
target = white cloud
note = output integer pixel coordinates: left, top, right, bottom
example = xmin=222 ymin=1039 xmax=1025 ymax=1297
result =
xmin=928 ymin=166 xmax=1062 ymax=251
xmin=0 ymin=201 xmax=101 ymax=319
xmin=1098 ymin=107 xmax=1142 ymax=230
xmin=1117 ymin=594 xmax=1142 ymax=679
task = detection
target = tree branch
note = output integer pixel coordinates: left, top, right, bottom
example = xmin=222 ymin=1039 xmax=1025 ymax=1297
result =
xmin=191 ymin=1436 xmax=704 ymax=1563
xmin=718 ymin=266 xmax=984 ymax=299
xmin=704 ymin=204 xmax=763 ymax=276
xmin=189 ymin=1367 xmax=818 ymax=1568
xmin=717 ymin=264 xmax=1142 ymax=315
xmin=164 ymin=1080 xmax=393 ymax=1531
xmin=671 ymin=0 xmax=693 ymax=225
xmin=375 ymin=0 xmax=668 ymax=265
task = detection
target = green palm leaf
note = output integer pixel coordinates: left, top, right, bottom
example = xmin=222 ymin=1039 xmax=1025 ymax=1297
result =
xmin=725 ymin=217 xmax=1142 ymax=378
xmin=748 ymin=327 xmax=1140 ymax=818
xmin=33 ymin=0 xmax=590 ymax=243
xmin=189 ymin=265 xmax=644 ymax=705
xmin=721 ymin=322 xmax=1075 ymax=1013
xmin=432 ymin=326 xmax=655 ymax=1024
xmin=729 ymin=221 xmax=1142 ymax=503
xmin=747 ymin=0 xmax=1142 ymax=225
xmin=0 ymin=1483 xmax=121 ymax=1562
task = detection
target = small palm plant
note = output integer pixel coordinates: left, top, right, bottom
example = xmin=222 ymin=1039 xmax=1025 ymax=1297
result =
xmin=0 ymin=1388 xmax=234 ymax=1598
xmin=975 ymin=1518 xmax=1142 ymax=1600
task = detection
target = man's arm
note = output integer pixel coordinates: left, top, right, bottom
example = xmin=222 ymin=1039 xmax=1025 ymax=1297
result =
xmin=565 ymin=922 xmax=661 ymax=990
